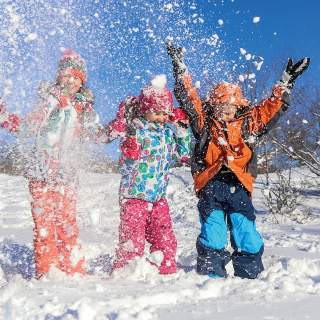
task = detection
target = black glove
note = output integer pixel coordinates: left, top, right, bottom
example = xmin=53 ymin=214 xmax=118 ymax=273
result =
xmin=166 ymin=40 xmax=184 ymax=62
xmin=124 ymin=96 xmax=140 ymax=136
xmin=280 ymin=57 xmax=310 ymax=89
xmin=166 ymin=40 xmax=187 ymax=77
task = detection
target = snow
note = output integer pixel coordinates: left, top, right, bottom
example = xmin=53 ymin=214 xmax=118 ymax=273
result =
xmin=239 ymin=74 xmax=245 ymax=82
xmin=253 ymin=60 xmax=264 ymax=71
xmin=207 ymin=34 xmax=220 ymax=46
xmin=0 ymin=0 xmax=319 ymax=318
xmin=240 ymin=47 xmax=246 ymax=55
xmin=0 ymin=168 xmax=319 ymax=319
xmin=163 ymin=4 xmax=174 ymax=13
xmin=253 ymin=16 xmax=261 ymax=23
xmin=0 ymin=0 xmax=270 ymax=119
xmin=245 ymin=53 xmax=252 ymax=61
xmin=239 ymin=47 xmax=264 ymax=73
xmin=217 ymin=136 xmax=228 ymax=145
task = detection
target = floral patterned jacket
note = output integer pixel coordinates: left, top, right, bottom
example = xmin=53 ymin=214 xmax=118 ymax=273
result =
xmin=119 ymin=118 xmax=191 ymax=203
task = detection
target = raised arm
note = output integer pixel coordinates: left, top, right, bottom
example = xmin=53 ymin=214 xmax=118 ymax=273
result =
xmin=1 ymin=84 xmax=63 ymax=137
xmin=101 ymin=96 xmax=140 ymax=143
xmin=166 ymin=41 xmax=205 ymax=138
xmin=247 ymin=57 xmax=310 ymax=137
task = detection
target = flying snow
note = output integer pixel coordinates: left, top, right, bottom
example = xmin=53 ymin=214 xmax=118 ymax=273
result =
xmin=253 ymin=16 xmax=261 ymax=23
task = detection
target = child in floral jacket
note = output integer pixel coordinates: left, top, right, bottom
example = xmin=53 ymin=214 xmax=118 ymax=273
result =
xmin=110 ymin=75 xmax=191 ymax=274
xmin=0 ymin=50 xmax=107 ymax=278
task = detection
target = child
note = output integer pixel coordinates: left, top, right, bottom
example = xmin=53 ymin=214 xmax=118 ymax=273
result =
xmin=167 ymin=41 xmax=309 ymax=279
xmin=110 ymin=75 xmax=191 ymax=275
xmin=0 ymin=50 xmax=107 ymax=278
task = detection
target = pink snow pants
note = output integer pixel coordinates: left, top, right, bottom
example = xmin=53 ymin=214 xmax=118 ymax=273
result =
xmin=113 ymin=198 xmax=177 ymax=274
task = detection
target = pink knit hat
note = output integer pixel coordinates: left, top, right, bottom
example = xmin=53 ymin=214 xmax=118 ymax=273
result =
xmin=139 ymin=75 xmax=174 ymax=114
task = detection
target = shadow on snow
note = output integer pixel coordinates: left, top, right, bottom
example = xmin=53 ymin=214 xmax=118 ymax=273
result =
xmin=0 ymin=239 xmax=35 ymax=281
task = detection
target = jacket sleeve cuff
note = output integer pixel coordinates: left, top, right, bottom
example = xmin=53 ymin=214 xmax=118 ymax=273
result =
xmin=272 ymin=84 xmax=290 ymax=106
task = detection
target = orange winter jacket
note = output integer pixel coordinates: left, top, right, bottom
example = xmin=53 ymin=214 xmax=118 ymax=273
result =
xmin=174 ymin=73 xmax=289 ymax=194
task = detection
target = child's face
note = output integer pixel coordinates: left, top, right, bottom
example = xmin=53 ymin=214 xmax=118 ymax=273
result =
xmin=145 ymin=112 xmax=169 ymax=124
xmin=213 ymin=104 xmax=237 ymax=122
xmin=58 ymin=71 xmax=82 ymax=96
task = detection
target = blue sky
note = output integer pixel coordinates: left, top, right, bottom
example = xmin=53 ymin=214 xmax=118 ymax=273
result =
xmin=0 ymin=0 xmax=318 ymax=157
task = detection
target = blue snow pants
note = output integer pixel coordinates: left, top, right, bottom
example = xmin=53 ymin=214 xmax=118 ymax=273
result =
xmin=196 ymin=174 xmax=264 ymax=279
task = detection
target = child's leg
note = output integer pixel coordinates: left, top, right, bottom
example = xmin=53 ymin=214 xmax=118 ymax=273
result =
xmin=196 ymin=180 xmax=231 ymax=278
xmin=227 ymin=185 xmax=264 ymax=279
xmin=229 ymin=212 xmax=264 ymax=279
xmin=145 ymin=198 xmax=177 ymax=274
xmin=196 ymin=210 xmax=230 ymax=278
xmin=29 ymin=180 xmax=58 ymax=278
xmin=55 ymin=186 xmax=85 ymax=275
xmin=113 ymin=199 xmax=149 ymax=270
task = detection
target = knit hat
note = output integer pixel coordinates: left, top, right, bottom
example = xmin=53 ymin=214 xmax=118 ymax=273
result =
xmin=57 ymin=49 xmax=87 ymax=84
xmin=206 ymin=82 xmax=249 ymax=107
xmin=139 ymin=75 xmax=174 ymax=114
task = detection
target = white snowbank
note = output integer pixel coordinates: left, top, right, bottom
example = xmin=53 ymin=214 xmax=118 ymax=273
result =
xmin=0 ymin=168 xmax=319 ymax=319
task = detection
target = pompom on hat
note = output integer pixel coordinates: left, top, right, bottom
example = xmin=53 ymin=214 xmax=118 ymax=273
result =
xmin=206 ymin=81 xmax=249 ymax=107
xmin=57 ymin=49 xmax=87 ymax=84
xmin=139 ymin=75 xmax=174 ymax=114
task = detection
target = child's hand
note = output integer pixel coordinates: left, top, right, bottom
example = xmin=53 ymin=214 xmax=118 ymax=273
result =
xmin=166 ymin=40 xmax=187 ymax=76
xmin=280 ymin=57 xmax=310 ymax=89
xmin=166 ymin=40 xmax=184 ymax=62
xmin=170 ymin=108 xmax=189 ymax=128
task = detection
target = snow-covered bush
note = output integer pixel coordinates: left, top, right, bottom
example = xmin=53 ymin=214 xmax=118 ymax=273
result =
xmin=262 ymin=168 xmax=305 ymax=223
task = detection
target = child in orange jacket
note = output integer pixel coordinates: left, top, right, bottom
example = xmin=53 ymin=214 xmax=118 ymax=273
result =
xmin=167 ymin=41 xmax=310 ymax=279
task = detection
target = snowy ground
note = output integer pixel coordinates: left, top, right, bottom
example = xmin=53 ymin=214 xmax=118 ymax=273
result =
xmin=0 ymin=167 xmax=320 ymax=320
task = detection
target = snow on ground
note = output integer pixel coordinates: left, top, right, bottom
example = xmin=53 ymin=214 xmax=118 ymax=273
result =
xmin=0 ymin=167 xmax=320 ymax=320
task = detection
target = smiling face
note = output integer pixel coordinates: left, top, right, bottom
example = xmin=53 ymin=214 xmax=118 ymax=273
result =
xmin=213 ymin=104 xmax=238 ymax=122
xmin=58 ymin=70 xmax=83 ymax=97
xmin=145 ymin=111 xmax=169 ymax=124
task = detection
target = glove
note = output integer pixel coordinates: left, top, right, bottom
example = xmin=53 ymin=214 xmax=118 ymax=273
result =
xmin=170 ymin=107 xmax=189 ymax=128
xmin=166 ymin=40 xmax=187 ymax=77
xmin=166 ymin=40 xmax=184 ymax=62
xmin=124 ymin=96 xmax=140 ymax=136
xmin=280 ymin=57 xmax=310 ymax=89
